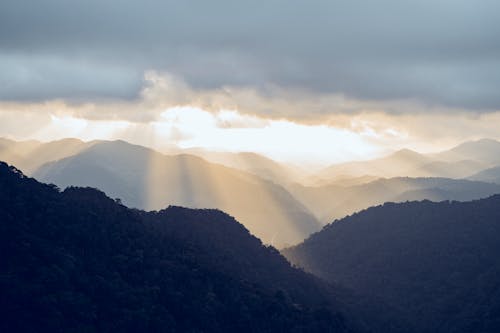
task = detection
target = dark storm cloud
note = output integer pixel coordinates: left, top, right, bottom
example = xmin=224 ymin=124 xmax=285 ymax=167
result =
xmin=1 ymin=0 xmax=499 ymax=111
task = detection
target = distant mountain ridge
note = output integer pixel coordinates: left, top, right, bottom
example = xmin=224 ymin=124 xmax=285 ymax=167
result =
xmin=0 ymin=137 xmax=305 ymax=185
xmin=0 ymin=137 xmax=93 ymax=174
xmin=290 ymin=177 xmax=500 ymax=223
xmin=315 ymin=148 xmax=431 ymax=180
xmin=315 ymin=138 xmax=500 ymax=181
xmin=4 ymin=136 xmax=500 ymax=239
xmin=468 ymin=165 xmax=500 ymax=185
xmin=182 ymin=148 xmax=306 ymax=185
xmin=432 ymin=138 xmax=500 ymax=165
xmin=293 ymin=138 xmax=500 ymax=222
xmin=33 ymin=140 xmax=320 ymax=247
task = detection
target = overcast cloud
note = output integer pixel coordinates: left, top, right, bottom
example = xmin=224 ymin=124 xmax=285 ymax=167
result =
xmin=1 ymin=0 xmax=500 ymax=115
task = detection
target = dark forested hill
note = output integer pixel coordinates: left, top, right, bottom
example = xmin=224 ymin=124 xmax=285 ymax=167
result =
xmin=283 ymin=197 xmax=500 ymax=333
xmin=0 ymin=161 xmax=353 ymax=333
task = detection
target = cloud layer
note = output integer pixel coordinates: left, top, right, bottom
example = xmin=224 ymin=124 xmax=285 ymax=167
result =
xmin=1 ymin=0 xmax=500 ymax=114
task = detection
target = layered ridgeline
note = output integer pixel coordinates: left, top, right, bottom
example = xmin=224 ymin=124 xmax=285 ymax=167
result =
xmin=0 ymin=161 xmax=355 ymax=333
xmin=32 ymin=140 xmax=319 ymax=247
xmin=290 ymin=177 xmax=500 ymax=223
xmin=314 ymin=139 xmax=500 ymax=182
xmin=295 ymin=139 xmax=500 ymax=224
xmin=0 ymin=138 xmax=302 ymax=186
xmin=283 ymin=198 xmax=500 ymax=333
xmin=6 ymin=137 xmax=500 ymax=244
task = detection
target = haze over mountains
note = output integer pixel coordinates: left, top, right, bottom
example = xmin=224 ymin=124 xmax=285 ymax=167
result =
xmin=2 ymin=137 xmax=500 ymax=332
xmin=315 ymin=138 xmax=500 ymax=182
xmin=3 ymin=152 xmax=500 ymax=332
xmin=296 ymin=138 xmax=500 ymax=222
xmin=3 ymin=1 xmax=500 ymax=330
xmin=290 ymin=177 xmax=500 ymax=223
xmin=2 ymin=137 xmax=500 ymax=244
xmin=3 ymin=137 xmax=322 ymax=246
xmin=0 ymin=137 xmax=92 ymax=174
xmin=33 ymin=141 xmax=320 ymax=247
xmin=181 ymin=148 xmax=306 ymax=186
xmin=469 ymin=166 xmax=500 ymax=185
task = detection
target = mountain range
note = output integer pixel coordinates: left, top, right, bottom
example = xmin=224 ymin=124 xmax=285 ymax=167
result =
xmin=314 ymin=138 xmax=500 ymax=182
xmin=290 ymin=177 xmax=500 ymax=223
xmin=2 ymin=136 xmax=500 ymax=331
xmin=3 ymin=137 xmax=500 ymax=244
xmin=0 ymin=161 xmax=355 ymax=332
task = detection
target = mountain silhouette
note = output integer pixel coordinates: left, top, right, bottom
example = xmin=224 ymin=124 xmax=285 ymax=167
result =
xmin=284 ymin=197 xmax=500 ymax=333
xmin=0 ymin=161 xmax=356 ymax=333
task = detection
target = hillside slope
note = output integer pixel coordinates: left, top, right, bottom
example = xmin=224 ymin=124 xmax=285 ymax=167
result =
xmin=284 ymin=197 xmax=500 ymax=333
xmin=0 ymin=161 xmax=353 ymax=333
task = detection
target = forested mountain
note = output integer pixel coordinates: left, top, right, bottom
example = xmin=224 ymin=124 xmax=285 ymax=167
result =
xmin=0 ymin=161 xmax=354 ymax=333
xmin=284 ymin=197 xmax=500 ymax=333
xmin=33 ymin=140 xmax=319 ymax=247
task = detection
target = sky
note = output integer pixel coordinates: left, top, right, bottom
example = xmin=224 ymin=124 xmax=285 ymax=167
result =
xmin=1 ymin=0 xmax=500 ymax=165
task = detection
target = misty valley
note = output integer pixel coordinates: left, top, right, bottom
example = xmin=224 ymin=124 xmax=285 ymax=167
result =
xmin=3 ymin=1 xmax=500 ymax=331
xmin=2 ymin=138 xmax=500 ymax=332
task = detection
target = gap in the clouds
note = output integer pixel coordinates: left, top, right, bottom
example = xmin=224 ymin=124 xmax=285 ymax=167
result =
xmin=18 ymin=106 xmax=392 ymax=168
xmin=9 ymin=104 xmax=499 ymax=170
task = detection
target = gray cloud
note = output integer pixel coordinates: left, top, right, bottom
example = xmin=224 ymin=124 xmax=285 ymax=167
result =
xmin=0 ymin=53 xmax=143 ymax=101
xmin=1 ymin=0 xmax=499 ymax=112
